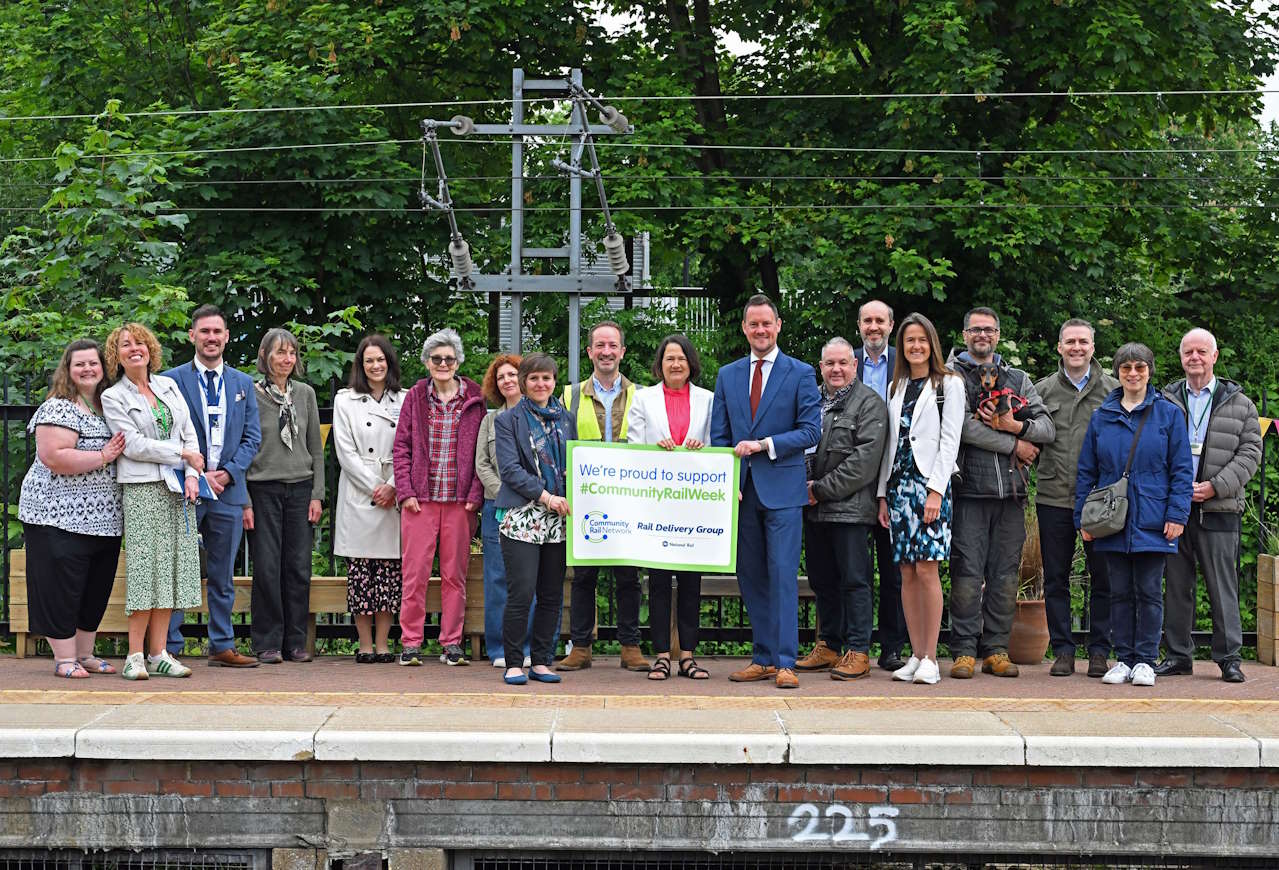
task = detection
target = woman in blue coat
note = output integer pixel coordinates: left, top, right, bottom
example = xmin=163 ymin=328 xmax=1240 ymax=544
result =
xmin=1075 ymin=342 xmax=1192 ymax=687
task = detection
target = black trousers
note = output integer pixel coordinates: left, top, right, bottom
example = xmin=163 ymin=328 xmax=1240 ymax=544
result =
xmin=1037 ymin=503 xmax=1111 ymax=657
xmin=500 ymin=535 xmax=566 ymax=668
xmin=23 ymin=523 xmax=121 ymax=640
xmin=648 ymin=569 xmax=702 ymax=654
xmin=248 ymin=480 xmax=314 ymax=653
xmin=805 ymin=520 xmax=875 ymax=652
xmin=569 ymin=564 xmax=641 ymax=647
xmin=870 ymin=521 xmax=906 ymax=655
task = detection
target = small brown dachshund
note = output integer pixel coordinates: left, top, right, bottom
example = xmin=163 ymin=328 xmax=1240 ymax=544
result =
xmin=973 ymin=362 xmax=1029 ymax=419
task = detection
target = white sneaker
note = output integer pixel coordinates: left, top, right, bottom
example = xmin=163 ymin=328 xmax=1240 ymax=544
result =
xmin=492 ymin=657 xmax=506 ymax=669
xmin=146 ymin=650 xmax=192 ymax=678
xmin=121 ymin=652 xmax=149 ymax=681
xmin=912 ymin=658 xmax=941 ymax=685
xmin=892 ymin=656 xmax=921 ymax=681
xmin=1101 ymin=662 xmax=1133 ymax=684
xmin=1130 ymin=663 xmax=1156 ymax=687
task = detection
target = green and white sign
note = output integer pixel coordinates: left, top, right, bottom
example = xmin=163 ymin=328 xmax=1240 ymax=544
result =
xmin=566 ymin=441 xmax=739 ymax=572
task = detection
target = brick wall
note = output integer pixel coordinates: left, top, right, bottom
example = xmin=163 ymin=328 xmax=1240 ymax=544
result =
xmin=1 ymin=760 xmax=1276 ymax=857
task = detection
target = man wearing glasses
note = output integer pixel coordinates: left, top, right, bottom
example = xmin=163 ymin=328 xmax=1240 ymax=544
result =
xmin=946 ymin=307 xmax=1054 ymax=679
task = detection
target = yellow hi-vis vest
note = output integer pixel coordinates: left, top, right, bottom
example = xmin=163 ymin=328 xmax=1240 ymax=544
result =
xmin=563 ymin=380 xmax=635 ymax=441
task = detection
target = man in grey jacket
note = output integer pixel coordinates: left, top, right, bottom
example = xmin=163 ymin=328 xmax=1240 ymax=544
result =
xmin=797 ymin=338 xmax=889 ymax=680
xmin=946 ymin=307 xmax=1055 ymax=679
xmin=1034 ymin=318 xmax=1119 ymax=678
xmin=1156 ymin=328 xmax=1262 ymax=683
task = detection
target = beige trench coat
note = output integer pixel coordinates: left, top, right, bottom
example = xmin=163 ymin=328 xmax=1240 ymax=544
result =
xmin=332 ymin=387 xmax=403 ymax=559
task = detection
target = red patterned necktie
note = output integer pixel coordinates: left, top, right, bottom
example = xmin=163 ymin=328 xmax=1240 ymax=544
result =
xmin=750 ymin=358 xmax=764 ymax=420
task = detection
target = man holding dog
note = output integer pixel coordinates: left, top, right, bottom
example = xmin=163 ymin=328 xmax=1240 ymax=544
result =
xmin=946 ymin=307 xmax=1054 ymax=678
xmin=1156 ymin=328 xmax=1261 ymax=683
xmin=1034 ymin=318 xmax=1118 ymax=677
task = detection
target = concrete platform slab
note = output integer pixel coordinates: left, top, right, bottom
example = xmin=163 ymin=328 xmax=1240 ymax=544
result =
xmin=1000 ymin=711 xmax=1260 ymax=767
xmin=781 ymin=709 xmax=1025 ymax=765
xmin=551 ymin=708 xmax=788 ymax=764
xmin=0 ymin=704 xmax=111 ymax=757
xmin=75 ymin=703 xmax=333 ymax=761
xmin=1210 ymin=712 xmax=1279 ymax=766
xmin=315 ymin=707 xmax=554 ymax=761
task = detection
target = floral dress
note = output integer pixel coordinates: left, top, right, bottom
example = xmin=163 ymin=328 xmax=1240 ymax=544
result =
xmin=121 ymin=400 xmax=202 ymax=614
xmin=886 ymin=378 xmax=953 ymax=563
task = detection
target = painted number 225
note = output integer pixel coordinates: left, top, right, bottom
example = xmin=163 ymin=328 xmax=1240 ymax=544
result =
xmin=788 ymin=803 xmax=899 ymax=849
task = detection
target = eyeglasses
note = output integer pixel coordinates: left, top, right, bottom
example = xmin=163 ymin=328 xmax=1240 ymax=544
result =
xmin=964 ymin=326 xmax=999 ymax=336
xmin=428 ymin=355 xmax=458 ymax=367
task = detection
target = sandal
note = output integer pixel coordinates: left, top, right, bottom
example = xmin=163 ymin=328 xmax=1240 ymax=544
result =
xmin=678 ymin=658 xmax=710 ymax=680
xmin=647 ymin=657 xmax=671 ymax=681
xmin=55 ymin=660 xmax=90 ymax=679
xmin=76 ymin=656 xmax=116 ymax=675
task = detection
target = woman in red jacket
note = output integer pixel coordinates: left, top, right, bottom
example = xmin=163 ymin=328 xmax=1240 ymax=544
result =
xmin=392 ymin=328 xmax=486 ymax=667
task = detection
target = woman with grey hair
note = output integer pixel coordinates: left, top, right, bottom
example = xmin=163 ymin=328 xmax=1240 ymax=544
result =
xmin=392 ymin=328 xmax=486 ymax=666
xmin=1075 ymin=342 xmax=1192 ymax=688
xmin=245 ymin=327 xmax=325 ymax=664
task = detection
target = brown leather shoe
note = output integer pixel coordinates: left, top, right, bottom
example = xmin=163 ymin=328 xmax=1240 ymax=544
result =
xmin=981 ymin=653 xmax=1020 ymax=677
xmin=619 ymin=644 xmax=650 ymax=672
xmin=949 ymin=655 xmax=976 ymax=679
xmin=729 ymin=663 xmax=779 ymax=682
xmin=795 ymin=640 xmax=840 ymax=672
xmin=208 ymin=649 xmax=260 ymax=668
xmin=557 ymin=646 xmax=592 ymax=671
xmin=830 ymin=650 xmax=871 ymax=680
xmin=775 ymin=668 xmax=799 ymax=689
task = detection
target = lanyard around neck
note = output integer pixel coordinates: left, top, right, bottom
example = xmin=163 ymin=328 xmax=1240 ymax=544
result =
xmin=1184 ymin=382 xmax=1214 ymax=435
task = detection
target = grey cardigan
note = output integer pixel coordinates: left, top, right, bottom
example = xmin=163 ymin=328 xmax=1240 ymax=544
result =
xmin=246 ymin=379 xmax=325 ymax=504
xmin=475 ymin=409 xmax=504 ymax=501
xmin=102 ymin=374 xmax=200 ymax=485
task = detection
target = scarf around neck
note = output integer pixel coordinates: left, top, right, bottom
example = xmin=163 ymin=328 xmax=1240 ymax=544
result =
xmin=259 ymin=379 xmax=299 ymax=450
xmin=521 ymin=396 xmax=568 ymax=497
xmin=820 ymin=383 xmax=853 ymax=415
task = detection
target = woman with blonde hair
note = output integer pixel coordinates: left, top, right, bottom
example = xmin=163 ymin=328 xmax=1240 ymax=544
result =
xmin=19 ymin=339 xmax=126 ymax=678
xmin=102 ymin=323 xmax=205 ymax=680
xmin=875 ymin=313 xmax=966 ymax=685
xmin=245 ymin=327 xmax=325 ymax=664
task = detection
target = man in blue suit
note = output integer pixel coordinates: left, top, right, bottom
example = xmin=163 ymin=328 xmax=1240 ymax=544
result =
xmin=712 ymin=294 xmax=822 ymax=688
xmin=165 ymin=304 xmax=262 ymax=667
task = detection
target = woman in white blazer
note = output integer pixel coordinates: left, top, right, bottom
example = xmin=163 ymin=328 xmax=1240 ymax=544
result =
xmin=332 ymin=335 xmax=404 ymax=664
xmin=101 ymin=323 xmax=205 ymax=681
xmin=626 ymin=334 xmax=714 ymax=681
xmin=874 ymin=313 xmax=966 ymax=685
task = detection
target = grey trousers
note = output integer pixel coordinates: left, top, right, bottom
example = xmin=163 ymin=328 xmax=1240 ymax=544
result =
xmin=1162 ymin=510 xmax=1243 ymax=664
xmin=948 ymin=497 xmax=1025 ymax=659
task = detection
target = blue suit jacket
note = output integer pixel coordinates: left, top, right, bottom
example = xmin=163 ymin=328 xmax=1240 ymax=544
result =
xmin=711 ymin=351 xmax=822 ymax=509
xmin=163 ymin=362 xmax=262 ymax=507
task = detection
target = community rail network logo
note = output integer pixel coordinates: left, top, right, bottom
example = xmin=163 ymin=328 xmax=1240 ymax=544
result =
xmin=581 ymin=510 xmax=631 ymax=543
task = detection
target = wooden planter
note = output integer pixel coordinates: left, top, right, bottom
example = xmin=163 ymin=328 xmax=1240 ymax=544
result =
xmin=1258 ymin=554 xmax=1278 ymax=666
xmin=1008 ymin=598 xmax=1051 ymax=665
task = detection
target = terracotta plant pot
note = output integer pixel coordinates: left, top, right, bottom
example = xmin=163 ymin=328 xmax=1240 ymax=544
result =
xmin=1008 ymin=599 xmax=1050 ymax=665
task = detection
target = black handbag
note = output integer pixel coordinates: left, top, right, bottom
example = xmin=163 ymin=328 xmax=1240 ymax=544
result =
xmin=1080 ymin=406 xmax=1152 ymax=538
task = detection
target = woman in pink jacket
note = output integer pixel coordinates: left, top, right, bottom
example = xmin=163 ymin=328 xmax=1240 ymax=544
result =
xmin=392 ymin=328 xmax=486 ymax=667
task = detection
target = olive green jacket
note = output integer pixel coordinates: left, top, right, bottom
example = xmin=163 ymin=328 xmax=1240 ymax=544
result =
xmin=1033 ymin=360 xmax=1119 ymax=509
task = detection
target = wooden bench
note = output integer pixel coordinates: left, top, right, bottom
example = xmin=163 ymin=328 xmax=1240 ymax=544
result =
xmin=9 ymin=549 xmax=570 ymax=660
xmin=655 ymin=573 xmax=815 ymax=657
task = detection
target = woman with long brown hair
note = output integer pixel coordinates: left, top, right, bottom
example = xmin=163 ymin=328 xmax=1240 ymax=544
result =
xmin=875 ymin=313 xmax=966 ymax=685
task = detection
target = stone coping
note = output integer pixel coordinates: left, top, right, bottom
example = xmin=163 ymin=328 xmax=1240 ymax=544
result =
xmin=1 ymin=700 xmax=1274 ymax=768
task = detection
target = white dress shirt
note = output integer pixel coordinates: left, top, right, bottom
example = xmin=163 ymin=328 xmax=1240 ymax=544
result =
xmin=195 ymin=359 xmax=227 ymax=470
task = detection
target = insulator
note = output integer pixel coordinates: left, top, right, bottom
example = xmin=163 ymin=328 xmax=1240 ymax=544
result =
xmin=449 ymin=237 xmax=473 ymax=279
xmin=598 ymin=106 xmax=629 ymax=133
xmin=602 ymin=232 xmax=629 ymax=276
xmin=451 ymin=115 xmax=475 ymax=135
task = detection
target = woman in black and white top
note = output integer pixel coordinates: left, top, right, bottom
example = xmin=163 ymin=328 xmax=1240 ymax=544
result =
xmin=19 ymin=339 xmax=126 ymax=679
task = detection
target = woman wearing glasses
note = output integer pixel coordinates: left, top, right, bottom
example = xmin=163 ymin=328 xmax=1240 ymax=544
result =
xmin=392 ymin=328 xmax=486 ymax=667
xmin=1075 ymin=343 xmax=1192 ymax=688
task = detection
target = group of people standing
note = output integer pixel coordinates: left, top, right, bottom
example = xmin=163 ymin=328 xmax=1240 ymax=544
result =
xmin=18 ymin=297 xmax=1262 ymax=689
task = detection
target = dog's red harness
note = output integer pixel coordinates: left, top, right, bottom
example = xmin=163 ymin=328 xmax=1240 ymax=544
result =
xmin=979 ymin=387 xmax=1028 ymax=413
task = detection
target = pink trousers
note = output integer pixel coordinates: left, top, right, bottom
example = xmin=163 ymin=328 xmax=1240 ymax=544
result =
xmin=399 ymin=501 xmax=473 ymax=648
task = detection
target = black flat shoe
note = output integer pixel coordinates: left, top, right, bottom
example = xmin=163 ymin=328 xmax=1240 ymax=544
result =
xmin=1152 ymin=658 xmax=1193 ymax=676
xmin=355 ymin=652 xmax=377 ymax=664
xmin=877 ymin=653 xmax=905 ymax=672
xmin=1220 ymin=661 xmax=1246 ymax=683
xmin=375 ymin=652 xmax=396 ymax=664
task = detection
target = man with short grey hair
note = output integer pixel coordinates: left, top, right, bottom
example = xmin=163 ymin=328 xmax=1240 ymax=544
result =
xmin=1034 ymin=318 xmax=1118 ymax=677
xmin=1157 ymin=328 xmax=1261 ymax=683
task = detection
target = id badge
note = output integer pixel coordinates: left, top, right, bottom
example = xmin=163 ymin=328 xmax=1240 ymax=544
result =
xmin=208 ymin=409 xmax=221 ymax=430
xmin=1190 ymin=441 xmax=1203 ymax=456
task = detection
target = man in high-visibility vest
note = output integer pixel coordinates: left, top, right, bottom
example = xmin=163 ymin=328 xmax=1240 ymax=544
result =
xmin=557 ymin=320 xmax=648 ymax=672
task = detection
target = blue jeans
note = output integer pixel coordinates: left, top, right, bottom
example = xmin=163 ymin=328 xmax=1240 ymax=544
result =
xmin=482 ymin=500 xmax=531 ymax=660
xmin=1105 ymin=552 xmax=1165 ymax=668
